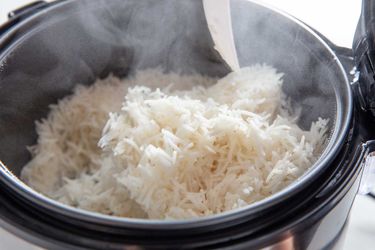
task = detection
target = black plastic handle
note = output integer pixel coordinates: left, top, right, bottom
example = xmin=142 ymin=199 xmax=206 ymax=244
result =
xmin=353 ymin=0 xmax=375 ymax=116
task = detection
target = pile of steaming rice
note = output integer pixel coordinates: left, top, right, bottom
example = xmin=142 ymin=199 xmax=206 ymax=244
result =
xmin=21 ymin=65 xmax=328 ymax=219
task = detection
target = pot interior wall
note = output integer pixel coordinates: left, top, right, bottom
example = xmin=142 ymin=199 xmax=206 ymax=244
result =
xmin=0 ymin=0 xmax=347 ymax=177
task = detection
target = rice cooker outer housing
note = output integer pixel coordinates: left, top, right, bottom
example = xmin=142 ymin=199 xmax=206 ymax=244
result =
xmin=0 ymin=0 xmax=374 ymax=249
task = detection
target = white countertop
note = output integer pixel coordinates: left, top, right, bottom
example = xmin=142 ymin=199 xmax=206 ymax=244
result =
xmin=0 ymin=0 xmax=373 ymax=249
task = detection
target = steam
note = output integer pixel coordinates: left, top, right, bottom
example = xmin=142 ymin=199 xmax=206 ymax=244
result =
xmin=71 ymin=0 xmax=229 ymax=77
xmin=0 ymin=0 xmax=339 ymax=175
xmin=230 ymin=0 xmax=336 ymax=130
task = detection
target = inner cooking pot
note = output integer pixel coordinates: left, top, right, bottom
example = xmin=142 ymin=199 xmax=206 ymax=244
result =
xmin=0 ymin=0 xmax=352 ymax=227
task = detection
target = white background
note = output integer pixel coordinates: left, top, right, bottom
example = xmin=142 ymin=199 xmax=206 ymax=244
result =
xmin=0 ymin=0 xmax=374 ymax=250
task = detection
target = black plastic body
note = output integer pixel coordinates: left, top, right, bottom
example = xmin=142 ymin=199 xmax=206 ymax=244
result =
xmin=0 ymin=0 xmax=373 ymax=249
xmin=353 ymin=0 xmax=375 ymax=116
xmin=0 ymin=138 xmax=366 ymax=250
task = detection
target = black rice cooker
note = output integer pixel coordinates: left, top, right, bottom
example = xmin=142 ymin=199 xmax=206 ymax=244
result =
xmin=0 ymin=0 xmax=375 ymax=249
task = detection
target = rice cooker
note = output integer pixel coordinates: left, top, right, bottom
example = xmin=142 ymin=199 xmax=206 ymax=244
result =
xmin=0 ymin=0 xmax=375 ymax=249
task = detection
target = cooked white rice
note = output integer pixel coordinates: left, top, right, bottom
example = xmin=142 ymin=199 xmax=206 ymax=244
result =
xmin=21 ymin=65 xmax=328 ymax=219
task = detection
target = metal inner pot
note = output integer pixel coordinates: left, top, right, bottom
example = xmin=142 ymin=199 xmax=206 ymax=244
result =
xmin=0 ymin=0 xmax=352 ymax=230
